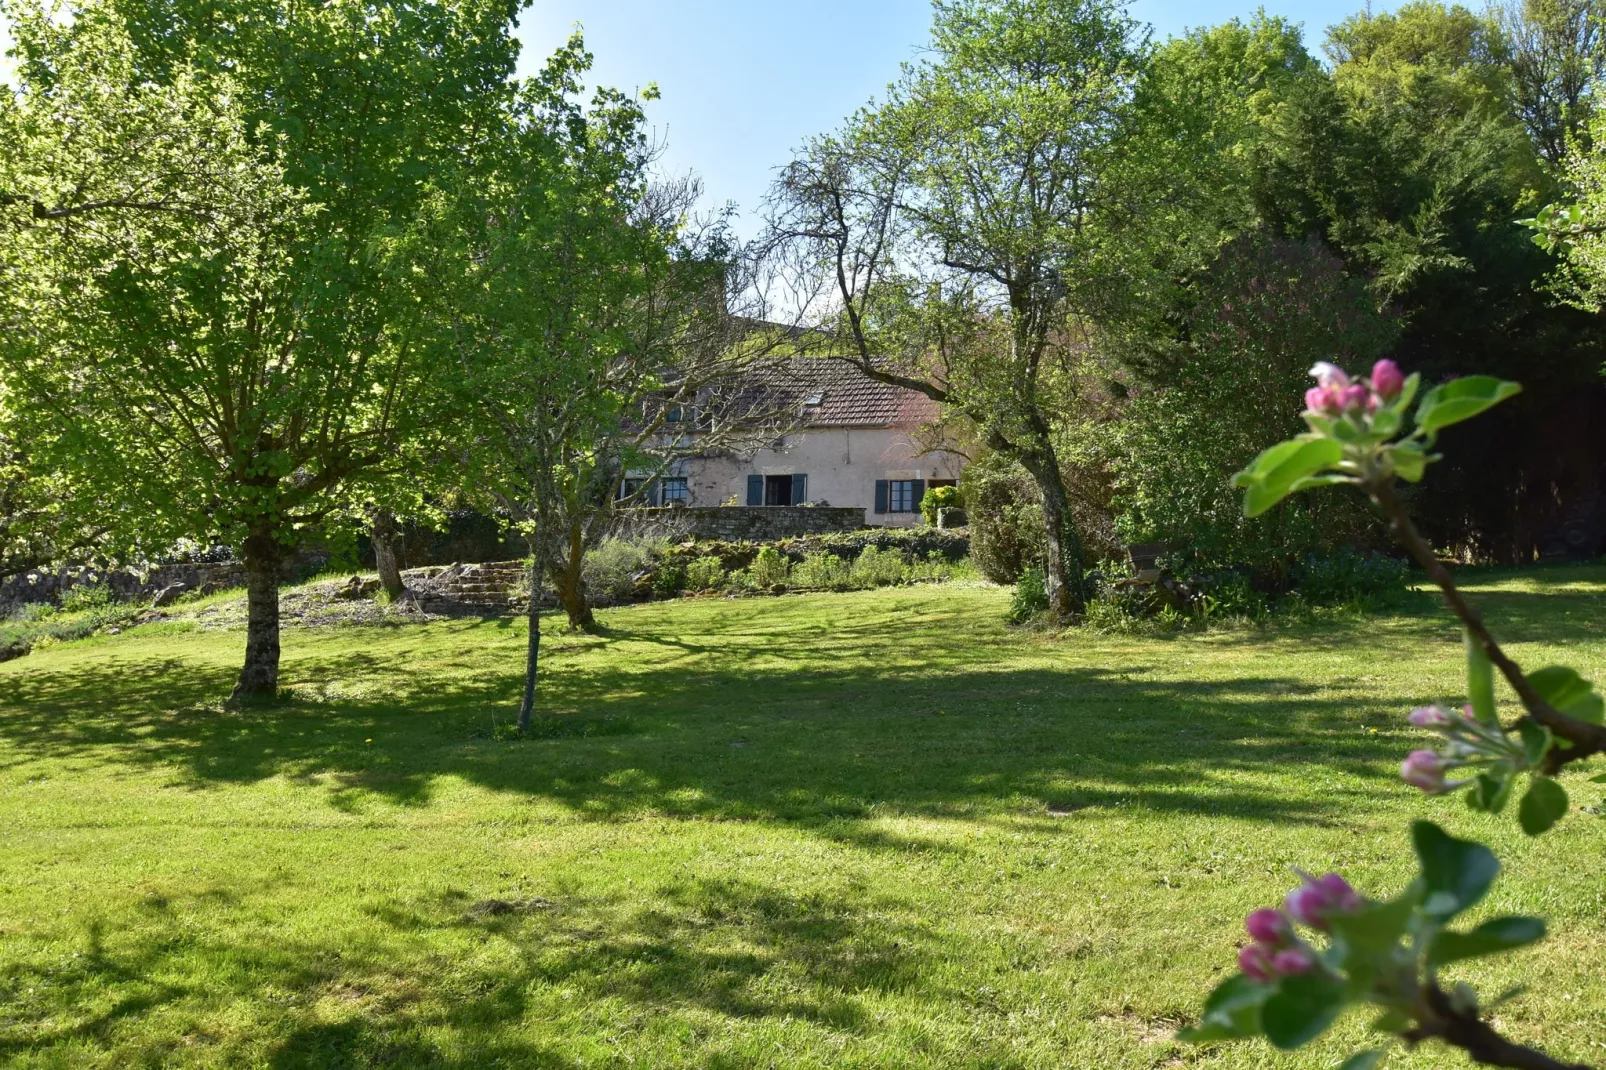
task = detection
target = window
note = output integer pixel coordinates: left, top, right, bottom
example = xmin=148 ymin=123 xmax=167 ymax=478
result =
xmin=751 ymin=474 xmax=806 ymax=506
xmin=889 ymin=480 xmax=916 ymax=513
xmin=661 ymin=477 xmax=689 ymax=505
xmin=619 ymin=478 xmax=649 ymax=504
xmin=876 ymin=478 xmax=925 ymax=514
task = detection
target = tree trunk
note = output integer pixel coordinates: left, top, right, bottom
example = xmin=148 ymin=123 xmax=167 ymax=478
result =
xmin=518 ymin=532 xmax=545 ymax=734
xmin=547 ymin=519 xmax=598 ymax=632
xmin=1017 ymin=449 xmax=1088 ymax=619
xmin=232 ymin=531 xmax=284 ymax=702
xmin=371 ymin=510 xmax=405 ymax=600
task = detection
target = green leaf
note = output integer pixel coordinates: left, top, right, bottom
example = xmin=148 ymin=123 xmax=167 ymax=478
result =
xmin=1337 ymin=1050 xmax=1388 ymax=1070
xmin=1465 ymin=632 xmax=1496 ymax=724
xmin=1393 ymin=372 xmax=1421 ymax=412
xmin=1526 ymin=666 xmax=1605 ymax=725
xmin=1416 ymin=376 xmax=1522 ymax=436
xmin=1262 ymin=972 xmax=1349 ymax=1050
xmin=1518 ymin=720 xmax=1553 ymax=768
xmin=1177 ymin=973 xmax=1271 ymax=1043
xmin=1518 ymin=777 xmax=1569 ymax=836
xmin=1385 ymin=440 xmax=1430 ymax=482
xmin=1412 ymin=821 xmax=1499 ymax=922
xmin=1428 ymin=916 xmax=1546 ymax=969
xmin=1234 ymin=436 xmax=1345 ymax=518
xmin=1327 ymin=892 xmax=1415 ymax=974
xmin=1465 ymin=770 xmax=1513 ymax=814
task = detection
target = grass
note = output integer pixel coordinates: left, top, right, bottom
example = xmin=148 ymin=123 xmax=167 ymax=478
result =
xmin=2 ymin=568 xmax=1605 ymax=1067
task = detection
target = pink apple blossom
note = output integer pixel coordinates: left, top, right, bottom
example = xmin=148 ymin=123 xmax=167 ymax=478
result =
xmin=1401 ymin=749 xmax=1448 ymax=792
xmin=1408 ymin=705 xmax=1453 ymax=728
xmin=1371 ymin=359 xmax=1405 ymax=400
xmin=1246 ymin=908 xmax=1291 ymax=946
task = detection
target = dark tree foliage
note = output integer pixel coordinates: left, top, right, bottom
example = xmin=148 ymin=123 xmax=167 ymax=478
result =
xmin=1146 ymin=3 xmax=1606 ymax=563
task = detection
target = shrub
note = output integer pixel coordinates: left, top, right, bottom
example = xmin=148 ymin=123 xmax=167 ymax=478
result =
xmin=583 ymin=536 xmax=671 ymax=605
xmin=1195 ymin=572 xmax=1264 ymax=621
xmin=684 ymin=555 xmax=725 ymax=592
xmin=791 ymin=551 xmax=851 ymax=590
xmin=905 ymin=550 xmax=957 ymax=584
xmin=1006 ymin=566 xmax=1049 ymax=624
xmin=652 ymin=563 xmax=686 ymax=598
xmin=60 ymin=583 xmax=115 ymax=612
xmin=750 ymin=545 xmax=790 ymax=588
xmin=1295 ymin=548 xmax=1408 ymax=607
xmin=962 ymin=454 xmax=1044 ymax=584
xmin=919 ymin=484 xmax=962 ymax=525
xmin=849 ymin=545 xmax=905 ymax=588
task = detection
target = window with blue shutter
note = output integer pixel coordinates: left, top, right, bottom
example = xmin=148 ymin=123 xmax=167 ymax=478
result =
xmin=791 ymin=473 xmax=808 ymax=505
xmin=887 ymin=480 xmax=919 ymax=512
xmin=874 ymin=480 xmax=890 ymax=514
xmin=746 ymin=474 xmax=764 ymax=506
xmin=910 ymin=479 xmax=926 ymax=510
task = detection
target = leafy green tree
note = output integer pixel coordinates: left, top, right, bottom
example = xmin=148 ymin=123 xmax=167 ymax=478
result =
xmin=1093 ymin=236 xmax=1398 ymax=574
xmin=0 ymin=0 xmax=521 ymax=698
xmin=766 ymin=0 xmax=1229 ymax=618
xmin=1221 ymin=2 xmax=1603 ymax=562
xmin=1496 ymin=0 xmax=1604 ymax=164
xmin=416 ymin=38 xmax=791 ymax=726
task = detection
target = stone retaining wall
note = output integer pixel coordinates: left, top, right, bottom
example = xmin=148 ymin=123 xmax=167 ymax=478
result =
xmin=634 ymin=506 xmax=866 ymax=542
xmin=0 ymin=553 xmax=328 ymax=610
xmin=406 ymin=561 xmax=529 ymax=614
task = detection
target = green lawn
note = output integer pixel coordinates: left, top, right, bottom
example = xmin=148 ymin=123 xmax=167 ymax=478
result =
xmin=2 ymin=572 xmax=1605 ymax=1068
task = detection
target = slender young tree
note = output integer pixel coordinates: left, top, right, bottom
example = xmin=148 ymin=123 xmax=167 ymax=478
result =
xmin=764 ymin=0 xmax=1226 ymax=617
xmin=0 ymin=0 xmax=522 ymax=698
xmin=419 ymin=39 xmax=799 ymax=726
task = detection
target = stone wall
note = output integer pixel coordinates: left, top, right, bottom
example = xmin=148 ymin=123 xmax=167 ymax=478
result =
xmin=0 ymin=552 xmax=328 ymax=609
xmin=633 ymin=506 xmax=866 ymax=542
xmin=405 ymin=562 xmax=529 ymax=614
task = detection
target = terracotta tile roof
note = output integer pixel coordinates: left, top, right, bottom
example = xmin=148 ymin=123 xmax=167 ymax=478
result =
xmin=766 ymin=359 xmax=942 ymax=429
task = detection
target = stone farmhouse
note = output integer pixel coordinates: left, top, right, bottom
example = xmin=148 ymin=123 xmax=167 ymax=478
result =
xmin=632 ymin=360 xmax=967 ymax=528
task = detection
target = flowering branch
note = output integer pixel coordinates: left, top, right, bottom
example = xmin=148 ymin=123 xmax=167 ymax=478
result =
xmin=1185 ymin=360 xmax=1602 ymax=1069
xmin=1405 ymin=984 xmax=1592 ymax=1070
xmin=1367 ymin=478 xmax=1606 ymax=772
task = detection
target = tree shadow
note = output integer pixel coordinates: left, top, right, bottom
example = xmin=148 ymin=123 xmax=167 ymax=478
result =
xmin=0 ymin=624 xmax=1423 ymax=830
xmin=1 ymin=871 xmax=930 ymax=1067
xmin=6 ymin=576 xmax=1604 ymax=1065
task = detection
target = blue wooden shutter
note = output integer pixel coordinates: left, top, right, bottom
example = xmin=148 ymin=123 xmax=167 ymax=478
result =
xmin=791 ymin=473 xmax=807 ymax=505
xmin=874 ymin=480 xmax=889 ymax=514
xmin=910 ymin=480 xmax=926 ymax=513
xmin=746 ymin=475 xmax=764 ymax=506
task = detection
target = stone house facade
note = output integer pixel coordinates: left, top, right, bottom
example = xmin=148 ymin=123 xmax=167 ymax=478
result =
xmin=636 ymin=361 xmax=966 ymax=529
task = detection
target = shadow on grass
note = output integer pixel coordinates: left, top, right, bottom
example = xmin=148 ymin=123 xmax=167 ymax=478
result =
xmin=2 ymin=614 xmax=1433 ymax=829
xmin=0 ymin=873 xmax=930 ymax=1067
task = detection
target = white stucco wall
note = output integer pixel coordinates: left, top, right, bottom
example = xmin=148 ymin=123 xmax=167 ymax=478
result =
xmin=680 ymin=426 xmax=965 ymax=528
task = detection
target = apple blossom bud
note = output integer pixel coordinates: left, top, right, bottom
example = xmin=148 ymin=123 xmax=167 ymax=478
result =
xmin=1286 ymin=872 xmax=1362 ymax=929
xmin=1271 ymin=947 xmax=1316 ymax=976
xmin=1304 ymin=386 xmax=1338 ymax=414
xmin=1309 ymin=362 xmax=1351 ymax=388
xmin=1402 ymin=749 xmax=1447 ymax=792
xmin=1246 ymin=908 xmax=1291 ymax=946
xmin=1371 ymin=359 xmax=1405 ymax=400
xmin=1339 ymin=384 xmax=1370 ymax=412
xmin=1315 ymin=873 xmax=1362 ymax=913
xmin=1239 ymin=943 xmax=1274 ymax=982
xmin=1408 ymin=704 xmax=1452 ymax=728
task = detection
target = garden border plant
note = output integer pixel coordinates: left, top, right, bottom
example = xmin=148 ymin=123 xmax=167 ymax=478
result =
xmin=1181 ymin=360 xmax=1603 ymax=1069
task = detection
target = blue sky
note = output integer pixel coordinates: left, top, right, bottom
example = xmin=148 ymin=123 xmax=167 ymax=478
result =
xmin=517 ymin=0 xmax=1393 ymax=232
